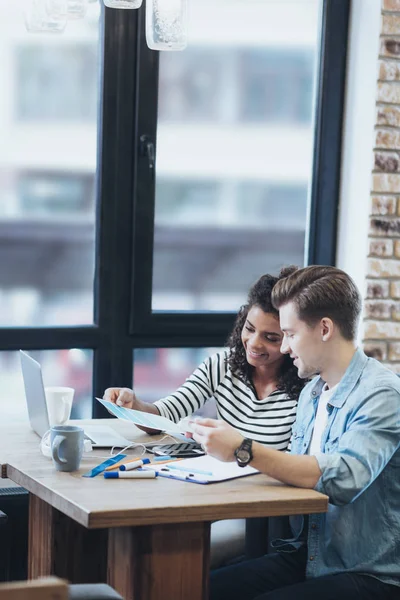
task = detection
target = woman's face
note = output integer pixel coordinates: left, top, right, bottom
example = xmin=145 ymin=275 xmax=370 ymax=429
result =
xmin=241 ymin=306 xmax=284 ymax=371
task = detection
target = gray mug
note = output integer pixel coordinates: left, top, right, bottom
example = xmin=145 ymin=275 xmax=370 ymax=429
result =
xmin=51 ymin=425 xmax=84 ymax=472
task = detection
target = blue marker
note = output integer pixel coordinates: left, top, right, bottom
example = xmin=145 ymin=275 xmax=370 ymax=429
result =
xmin=104 ymin=470 xmax=158 ymax=479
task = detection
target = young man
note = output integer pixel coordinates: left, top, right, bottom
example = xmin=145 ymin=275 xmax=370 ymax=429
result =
xmin=191 ymin=266 xmax=400 ymax=600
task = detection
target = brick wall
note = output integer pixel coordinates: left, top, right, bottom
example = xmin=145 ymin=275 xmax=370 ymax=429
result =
xmin=364 ymin=0 xmax=400 ymax=371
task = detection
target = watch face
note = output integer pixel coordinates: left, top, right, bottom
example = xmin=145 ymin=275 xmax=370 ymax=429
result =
xmin=236 ymin=449 xmax=250 ymax=462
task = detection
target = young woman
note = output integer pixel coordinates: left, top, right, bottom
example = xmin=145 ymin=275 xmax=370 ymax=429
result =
xmin=104 ymin=267 xmax=304 ymax=450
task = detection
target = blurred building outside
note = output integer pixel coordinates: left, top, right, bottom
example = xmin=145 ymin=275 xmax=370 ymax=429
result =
xmin=0 ymin=0 xmax=320 ymax=417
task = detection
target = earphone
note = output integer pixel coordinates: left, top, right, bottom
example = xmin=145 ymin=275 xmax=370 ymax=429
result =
xmin=40 ymin=430 xmax=93 ymax=458
xmin=40 ymin=431 xmax=183 ymax=460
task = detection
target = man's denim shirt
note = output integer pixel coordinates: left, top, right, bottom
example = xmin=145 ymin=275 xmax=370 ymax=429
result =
xmin=283 ymin=348 xmax=400 ymax=587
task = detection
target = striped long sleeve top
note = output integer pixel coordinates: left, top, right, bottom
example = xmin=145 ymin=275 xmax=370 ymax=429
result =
xmin=154 ymin=350 xmax=298 ymax=450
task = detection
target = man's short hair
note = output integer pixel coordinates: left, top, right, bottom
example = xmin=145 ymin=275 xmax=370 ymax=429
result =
xmin=271 ymin=265 xmax=361 ymax=341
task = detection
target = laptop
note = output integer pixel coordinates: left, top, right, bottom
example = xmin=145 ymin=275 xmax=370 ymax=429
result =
xmin=20 ymin=350 xmax=133 ymax=448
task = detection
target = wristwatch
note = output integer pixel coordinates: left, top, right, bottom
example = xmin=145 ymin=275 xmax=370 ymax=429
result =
xmin=234 ymin=438 xmax=253 ymax=468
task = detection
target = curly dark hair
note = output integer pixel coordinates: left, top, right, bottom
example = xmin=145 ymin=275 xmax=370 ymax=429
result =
xmin=226 ymin=266 xmax=304 ymax=401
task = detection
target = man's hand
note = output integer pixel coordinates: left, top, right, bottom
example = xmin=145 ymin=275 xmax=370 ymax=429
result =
xmin=191 ymin=418 xmax=322 ymax=488
xmin=190 ymin=418 xmax=243 ymax=462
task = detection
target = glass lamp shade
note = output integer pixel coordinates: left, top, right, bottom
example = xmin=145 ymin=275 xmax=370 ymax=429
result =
xmin=146 ymin=0 xmax=188 ymax=51
xmin=103 ymin=0 xmax=143 ymax=7
xmin=46 ymin=0 xmax=68 ymax=17
xmin=25 ymin=0 xmax=67 ymax=32
xmin=66 ymin=0 xmax=88 ymax=19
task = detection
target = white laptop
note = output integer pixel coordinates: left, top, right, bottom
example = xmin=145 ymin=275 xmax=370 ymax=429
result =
xmin=20 ymin=350 xmax=133 ymax=448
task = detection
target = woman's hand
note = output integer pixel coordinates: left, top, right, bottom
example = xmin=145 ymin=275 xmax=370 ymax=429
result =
xmin=190 ymin=418 xmax=243 ymax=462
xmin=103 ymin=387 xmax=137 ymax=410
xmin=103 ymin=387 xmax=161 ymax=434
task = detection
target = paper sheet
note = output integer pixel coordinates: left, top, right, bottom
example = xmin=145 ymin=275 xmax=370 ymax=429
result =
xmin=96 ymin=397 xmax=186 ymax=435
xmin=147 ymin=454 xmax=259 ymax=484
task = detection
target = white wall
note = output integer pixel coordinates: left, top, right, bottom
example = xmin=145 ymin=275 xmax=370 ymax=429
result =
xmin=336 ymin=0 xmax=381 ymax=336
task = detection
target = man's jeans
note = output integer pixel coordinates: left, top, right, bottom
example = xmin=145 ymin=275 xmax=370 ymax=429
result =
xmin=210 ymin=547 xmax=399 ymax=600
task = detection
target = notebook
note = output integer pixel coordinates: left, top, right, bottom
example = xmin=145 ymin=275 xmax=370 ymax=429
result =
xmin=146 ymin=455 xmax=259 ymax=484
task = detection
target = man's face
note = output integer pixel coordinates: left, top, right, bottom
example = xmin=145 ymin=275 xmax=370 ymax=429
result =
xmin=279 ymin=301 xmax=324 ymax=379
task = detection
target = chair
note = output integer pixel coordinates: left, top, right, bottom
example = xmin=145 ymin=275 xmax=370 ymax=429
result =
xmin=0 ymin=497 xmax=122 ymax=599
xmin=0 ymin=578 xmax=124 ymax=600
xmin=0 ymin=577 xmax=68 ymax=600
xmin=0 ymin=487 xmax=29 ymax=582
xmin=0 ymin=508 xmax=9 ymax=582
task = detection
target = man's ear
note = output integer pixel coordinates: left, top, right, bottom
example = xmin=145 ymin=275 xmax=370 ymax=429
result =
xmin=320 ymin=317 xmax=334 ymax=341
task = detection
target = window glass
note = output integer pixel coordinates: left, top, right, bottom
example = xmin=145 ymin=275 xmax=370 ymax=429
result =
xmin=237 ymin=183 xmax=308 ymax=228
xmin=158 ymin=49 xmax=226 ymax=122
xmin=133 ymin=347 xmax=222 ymax=418
xmin=239 ymin=49 xmax=314 ymax=123
xmin=0 ymin=4 xmax=100 ymax=326
xmin=0 ymin=349 xmax=93 ymax=422
xmin=16 ymin=45 xmax=98 ymax=121
xmin=153 ymin=0 xmax=320 ymax=312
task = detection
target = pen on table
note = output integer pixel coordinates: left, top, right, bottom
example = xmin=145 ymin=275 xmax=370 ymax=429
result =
xmin=120 ymin=458 xmax=150 ymax=471
xmin=104 ymin=457 xmax=137 ymax=472
xmin=158 ymin=470 xmax=208 ymax=482
xmin=162 ymin=464 xmax=213 ymax=476
xmin=151 ymin=457 xmax=184 ymax=465
xmin=104 ymin=456 xmax=182 ymax=472
xmin=104 ymin=470 xmax=158 ymax=479
xmin=103 ymin=455 xmax=128 ymax=471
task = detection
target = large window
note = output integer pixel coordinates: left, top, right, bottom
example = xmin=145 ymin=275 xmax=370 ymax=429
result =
xmin=0 ymin=3 xmax=98 ymax=335
xmin=0 ymin=0 xmax=349 ymax=420
xmin=152 ymin=0 xmax=319 ymax=312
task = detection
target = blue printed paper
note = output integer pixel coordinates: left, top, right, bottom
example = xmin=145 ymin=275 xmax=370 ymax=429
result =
xmin=96 ymin=398 xmax=183 ymax=433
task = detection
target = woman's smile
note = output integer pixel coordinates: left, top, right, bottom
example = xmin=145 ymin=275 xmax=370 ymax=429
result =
xmin=247 ymin=347 xmax=268 ymax=359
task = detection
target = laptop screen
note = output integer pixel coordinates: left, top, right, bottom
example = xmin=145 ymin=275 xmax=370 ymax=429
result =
xmin=20 ymin=350 xmax=50 ymax=437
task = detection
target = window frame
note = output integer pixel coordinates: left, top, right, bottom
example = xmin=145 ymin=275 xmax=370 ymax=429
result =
xmin=129 ymin=0 xmax=350 ymax=338
xmin=0 ymin=1 xmax=350 ymax=419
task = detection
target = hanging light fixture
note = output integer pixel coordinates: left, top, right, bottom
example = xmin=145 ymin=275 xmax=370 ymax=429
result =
xmin=65 ymin=0 xmax=89 ymax=19
xmin=103 ymin=0 xmax=143 ymax=8
xmin=145 ymin=0 xmax=188 ymax=51
xmin=25 ymin=0 xmax=67 ymax=33
xmin=25 ymin=0 xmax=189 ymax=51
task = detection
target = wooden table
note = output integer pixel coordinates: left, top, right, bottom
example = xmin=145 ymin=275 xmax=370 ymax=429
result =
xmin=1 ymin=419 xmax=328 ymax=600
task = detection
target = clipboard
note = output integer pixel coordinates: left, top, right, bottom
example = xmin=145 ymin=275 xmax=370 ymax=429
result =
xmin=146 ymin=455 xmax=259 ymax=485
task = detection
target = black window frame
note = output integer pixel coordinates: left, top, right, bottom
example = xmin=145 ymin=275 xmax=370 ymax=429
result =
xmin=129 ymin=0 xmax=349 ymax=338
xmin=0 ymin=0 xmax=350 ymax=419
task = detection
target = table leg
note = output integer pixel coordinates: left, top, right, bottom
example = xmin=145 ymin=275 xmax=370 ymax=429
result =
xmin=28 ymin=494 xmax=108 ymax=583
xmin=108 ymin=521 xmax=211 ymax=600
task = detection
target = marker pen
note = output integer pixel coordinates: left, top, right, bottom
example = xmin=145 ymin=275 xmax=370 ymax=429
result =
xmin=104 ymin=470 xmax=158 ymax=479
xmin=153 ymin=455 xmax=173 ymax=461
xmin=119 ymin=458 xmax=150 ymax=471
xmin=152 ymin=457 xmax=183 ymax=465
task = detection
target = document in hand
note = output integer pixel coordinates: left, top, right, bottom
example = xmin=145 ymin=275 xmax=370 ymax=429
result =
xmin=146 ymin=455 xmax=259 ymax=484
xmin=96 ymin=397 xmax=189 ymax=437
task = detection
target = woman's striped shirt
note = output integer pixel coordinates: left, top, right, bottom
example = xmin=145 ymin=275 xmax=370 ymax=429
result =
xmin=154 ymin=350 xmax=298 ymax=450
